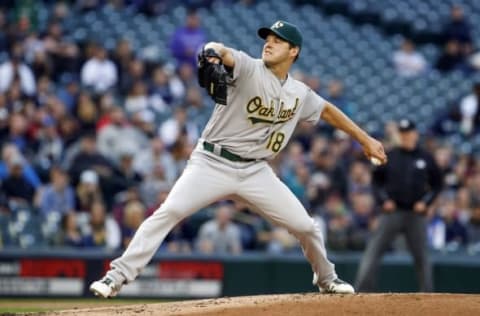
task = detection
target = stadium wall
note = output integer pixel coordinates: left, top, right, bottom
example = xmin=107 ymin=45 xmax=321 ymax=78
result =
xmin=0 ymin=250 xmax=478 ymax=297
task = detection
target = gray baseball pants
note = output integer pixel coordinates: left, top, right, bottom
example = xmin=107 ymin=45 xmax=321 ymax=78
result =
xmin=107 ymin=148 xmax=337 ymax=287
xmin=355 ymin=211 xmax=433 ymax=292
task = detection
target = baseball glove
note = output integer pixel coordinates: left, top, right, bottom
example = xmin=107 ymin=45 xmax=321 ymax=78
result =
xmin=197 ymin=47 xmax=228 ymax=105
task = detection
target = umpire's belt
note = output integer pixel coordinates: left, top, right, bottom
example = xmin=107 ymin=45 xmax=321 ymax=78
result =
xmin=202 ymin=141 xmax=257 ymax=162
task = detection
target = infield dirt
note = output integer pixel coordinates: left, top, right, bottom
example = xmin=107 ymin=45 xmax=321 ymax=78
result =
xmin=39 ymin=293 xmax=480 ymax=316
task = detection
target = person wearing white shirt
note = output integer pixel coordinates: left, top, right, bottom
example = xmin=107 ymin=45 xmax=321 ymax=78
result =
xmin=0 ymin=42 xmax=36 ymax=96
xmin=81 ymin=44 xmax=118 ymax=93
xmin=459 ymin=83 xmax=480 ymax=135
xmin=159 ymin=106 xmax=199 ymax=147
xmin=393 ymin=39 xmax=427 ymax=77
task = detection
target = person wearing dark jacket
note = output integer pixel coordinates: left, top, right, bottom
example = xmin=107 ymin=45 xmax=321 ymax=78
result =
xmin=355 ymin=119 xmax=443 ymax=292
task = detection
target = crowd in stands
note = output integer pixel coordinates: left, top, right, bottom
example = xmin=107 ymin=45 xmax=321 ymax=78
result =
xmin=0 ymin=0 xmax=480 ymax=257
xmin=392 ymin=5 xmax=475 ymax=76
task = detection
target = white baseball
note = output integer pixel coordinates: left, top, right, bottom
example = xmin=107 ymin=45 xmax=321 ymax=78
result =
xmin=370 ymin=157 xmax=382 ymax=166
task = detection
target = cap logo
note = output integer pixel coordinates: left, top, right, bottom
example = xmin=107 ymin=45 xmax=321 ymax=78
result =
xmin=399 ymin=119 xmax=409 ymax=128
xmin=272 ymin=21 xmax=284 ymax=29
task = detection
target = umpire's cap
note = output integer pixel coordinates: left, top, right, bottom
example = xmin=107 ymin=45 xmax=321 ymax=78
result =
xmin=398 ymin=119 xmax=416 ymax=132
xmin=258 ymin=20 xmax=303 ymax=48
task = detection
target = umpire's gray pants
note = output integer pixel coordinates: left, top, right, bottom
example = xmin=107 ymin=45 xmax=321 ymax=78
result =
xmin=355 ymin=211 xmax=433 ymax=292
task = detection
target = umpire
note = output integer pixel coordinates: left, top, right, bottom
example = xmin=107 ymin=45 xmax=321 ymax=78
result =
xmin=355 ymin=119 xmax=443 ymax=292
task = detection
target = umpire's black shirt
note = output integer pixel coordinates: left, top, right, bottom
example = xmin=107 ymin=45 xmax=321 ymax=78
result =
xmin=373 ymin=146 xmax=443 ymax=210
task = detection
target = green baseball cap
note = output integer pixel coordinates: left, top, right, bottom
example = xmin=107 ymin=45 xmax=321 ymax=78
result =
xmin=258 ymin=20 xmax=303 ymax=48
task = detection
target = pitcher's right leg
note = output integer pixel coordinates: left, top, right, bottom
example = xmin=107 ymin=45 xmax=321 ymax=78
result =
xmin=90 ymin=153 xmax=234 ymax=298
xmin=237 ymin=163 xmax=352 ymax=293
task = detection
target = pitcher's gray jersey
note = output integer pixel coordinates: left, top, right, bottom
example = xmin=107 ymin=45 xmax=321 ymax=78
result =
xmin=201 ymin=48 xmax=327 ymax=160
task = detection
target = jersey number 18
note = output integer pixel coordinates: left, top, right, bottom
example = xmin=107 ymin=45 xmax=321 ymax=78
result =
xmin=266 ymin=132 xmax=285 ymax=153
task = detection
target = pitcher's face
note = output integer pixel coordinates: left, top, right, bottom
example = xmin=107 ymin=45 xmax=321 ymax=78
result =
xmin=262 ymin=34 xmax=297 ymax=66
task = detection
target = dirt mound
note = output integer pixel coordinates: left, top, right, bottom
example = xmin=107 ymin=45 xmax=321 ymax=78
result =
xmin=47 ymin=293 xmax=480 ymax=316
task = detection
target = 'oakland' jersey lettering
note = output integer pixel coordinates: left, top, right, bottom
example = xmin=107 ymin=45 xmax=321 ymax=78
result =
xmin=201 ymin=48 xmax=327 ymax=159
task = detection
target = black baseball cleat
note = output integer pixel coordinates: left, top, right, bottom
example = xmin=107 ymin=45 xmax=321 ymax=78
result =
xmin=318 ymin=278 xmax=355 ymax=294
xmin=89 ymin=276 xmax=122 ymax=298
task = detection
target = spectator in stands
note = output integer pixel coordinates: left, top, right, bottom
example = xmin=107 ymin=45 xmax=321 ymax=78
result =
xmin=68 ymin=133 xmax=114 ymax=185
xmin=392 ymin=39 xmax=427 ymax=77
xmin=348 ymin=191 xmax=376 ymax=250
xmin=163 ymin=218 xmax=195 ymax=253
xmin=435 ymin=40 xmax=468 ymax=73
xmin=149 ymin=64 xmax=185 ymax=108
xmin=34 ymin=75 xmax=54 ymax=108
xmin=131 ymin=0 xmax=169 ymax=16
xmin=109 ymin=148 xmax=143 ymax=197
xmin=130 ymin=109 xmax=157 ymax=139
xmin=184 ymin=86 xmax=210 ymax=129
xmin=169 ymin=8 xmax=206 ymax=68
xmin=440 ymin=194 xmax=468 ymax=250
xmin=267 ymin=226 xmax=299 ymax=253
xmin=227 ymin=199 xmax=264 ymax=251
xmin=124 ymin=80 xmax=151 ymax=117
xmin=347 ymin=160 xmax=372 ymax=197
xmin=120 ymin=59 xmax=146 ymax=95
xmin=467 ymin=171 xmax=480 ymax=204
xmin=456 ymin=186 xmax=472 ymax=223
xmin=145 ymin=187 xmax=170 ymax=217
xmin=196 ymin=204 xmax=242 ymax=254
xmin=96 ymin=106 xmax=149 ymax=164
xmin=457 ymin=82 xmax=480 ymax=136
xmin=121 ymin=200 xmax=145 ymax=248
xmin=159 ymin=106 xmax=199 ymax=148
xmin=0 ymin=41 xmax=36 ymax=96
xmin=51 ymin=1 xmax=70 ymax=22
xmin=39 ymin=166 xmax=74 ymax=217
xmin=326 ymin=80 xmax=356 ymax=117
xmin=1 ymin=154 xmax=35 ymax=205
xmin=178 ymin=63 xmax=198 ymax=89
xmin=74 ymin=92 xmax=98 ymax=135
xmin=4 ymin=112 xmax=29 ymax=154
xmin=283 ymin=163 xmax=310 ymax=205
xmin=30 ymin=50 xmax=53 ymax=80
xmin=34 ymin=116 xmax=63 ymax=177
xmin=55 ymin=212 xmax=84 ymax=247
xmin=41 ymin=20 xmax=79 ymax=80
xmin=83 ymin=200 xmax=121 ymax=249
xmin=56 ymin=74 xmax=79 ymax=114
xmin=75 ymin=169 xmax=103 ymax=213
xmin=0 ymin=143 xmax=41 ymax=190
xmin=433 ymin=145 xmax=459 ymax=190
xmin=133 ymin=136 xmax=176 ymax=184
xmin=322 ymin=193 xmax=351 ymax=250
xmin=57 ymin=115 xmax=80 ymax=149
xmin=442 ymin=5 xmax=472 ymax=54
xmin=279 ymin=141 xmax=306 ymax=178
xmin=112 ymin=38 xmax=134 ymax=89
xmin=140 ymin=162 xmax=170 ymax=208
xmin=427 ymin=198 xmax=446 ymax=250
xmin=0 ymin=10 xmax=7 ymax=53
xmin=81 ymin=43 xmax=117 ymax=93
xmin=307 ymin=143 xmax=347 ymax=204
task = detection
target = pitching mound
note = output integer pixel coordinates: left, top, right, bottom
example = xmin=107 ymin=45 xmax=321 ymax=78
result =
xmin=49 ymin=293 xmax=480 ymax=316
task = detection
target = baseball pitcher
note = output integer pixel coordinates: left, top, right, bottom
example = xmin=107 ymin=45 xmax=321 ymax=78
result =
xmin=90 ymin=20 xmax=387 ymax=297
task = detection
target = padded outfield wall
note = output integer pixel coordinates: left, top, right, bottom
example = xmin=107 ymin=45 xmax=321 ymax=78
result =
xmin=0 ymin=249 xmax=478 ymax=297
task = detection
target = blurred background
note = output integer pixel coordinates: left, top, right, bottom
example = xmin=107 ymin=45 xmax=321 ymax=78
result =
xmin=0 ymin=0 xmax=479 ymax=298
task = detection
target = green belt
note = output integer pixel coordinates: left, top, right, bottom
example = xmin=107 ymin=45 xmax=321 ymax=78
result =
xmin=202 ymin=141 xmax=257 ymax=162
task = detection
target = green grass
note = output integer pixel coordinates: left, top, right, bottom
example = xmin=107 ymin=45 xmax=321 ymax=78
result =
xmin=0 ymin=298 xmax=172 ymax=314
